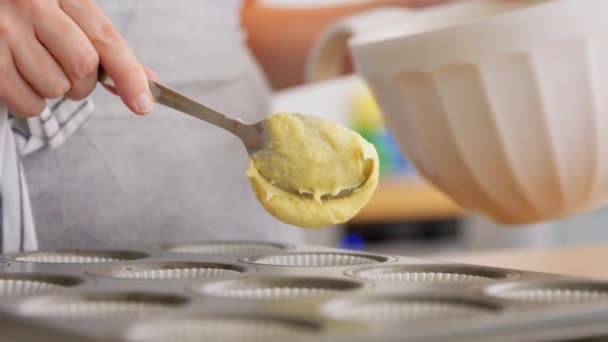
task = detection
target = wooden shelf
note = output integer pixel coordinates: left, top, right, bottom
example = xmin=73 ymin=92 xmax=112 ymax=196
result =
xmin=351 ymin=177 xmax=465 ymax=224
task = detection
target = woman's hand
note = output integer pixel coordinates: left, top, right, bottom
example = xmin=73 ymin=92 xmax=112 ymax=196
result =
xmin=0 ymin=0 xmax=153 ymax=118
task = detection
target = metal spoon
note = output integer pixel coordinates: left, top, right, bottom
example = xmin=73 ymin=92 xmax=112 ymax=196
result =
xmin=98 ymin=68 xmax=266 ymax=154
xmin=97 ymin=69 xmax=367 ymax=199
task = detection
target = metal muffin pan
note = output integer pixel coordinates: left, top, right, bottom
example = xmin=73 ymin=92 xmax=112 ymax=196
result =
xmin=4 ymin=249 xmax=151 ymax=264
xmin=195 ymin=276 xmax=365 ymax=300
xmin=0 ymin=273 xmax=83 ymax=296
xmin=164 ymin=240 xmax=290 ymax=256
xmin=0 ymin=242 xmax=607 ymax=341
xmin=17 ymin=291 xmax=189 ymax=320
xmin=125 ymin=313 xmax=321 ymax=342
xmin=486 ymin=280 xmax=608 ymax=304
xmin=88 ymin=262 xmax=250 ymax=280
xmin=323 ymin=292 xmax=501 ymax=323
xmin=241 ymin=251 xmax=393 ymax=267
xmin=346 ymin=264 xmax=517 ymax=285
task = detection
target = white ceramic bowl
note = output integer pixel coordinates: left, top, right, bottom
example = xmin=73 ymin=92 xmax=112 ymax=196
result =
xmin=307 ymin=0 xmax=608 ymax=224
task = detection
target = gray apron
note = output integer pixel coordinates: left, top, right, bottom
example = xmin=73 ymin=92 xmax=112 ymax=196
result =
xmin=22 ymin=1 xmax=302 ymax=249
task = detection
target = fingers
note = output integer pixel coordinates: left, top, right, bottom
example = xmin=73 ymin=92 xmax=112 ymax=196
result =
xmin=0 ymin=45 xmax=46 ymax=118
xmin=60 ymin=0 xmax=154 ymax=114
xmin=33 ymin=5 xmax=99 ymax=101
xmin=1 ymin=0 xmax=150 ymax=117
xmin=65 ymin=65 xmax=98 ymax=101
xmin=101 ymin=66 xmax=157 ymax=96
xmin=11 ymin=33 xmax=70 ymax=99
xmin=1 ymin=0 xmax=151 ymax=116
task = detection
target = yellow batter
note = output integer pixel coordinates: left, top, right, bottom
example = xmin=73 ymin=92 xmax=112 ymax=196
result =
xmin=247 ymin=113 xmax=379 ymax=228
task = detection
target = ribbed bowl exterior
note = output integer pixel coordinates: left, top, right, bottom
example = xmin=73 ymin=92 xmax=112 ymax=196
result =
xmin=352 ymin=0 xmax=608 ymax=223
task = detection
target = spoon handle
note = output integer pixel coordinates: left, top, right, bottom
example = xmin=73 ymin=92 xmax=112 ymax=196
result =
xmin=98 ymin=67 xmax=239 ymax=131
xmin=97 ymin=68 xmax=265 ymax=152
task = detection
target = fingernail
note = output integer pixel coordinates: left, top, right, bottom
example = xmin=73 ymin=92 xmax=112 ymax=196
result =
xmin=135 ymin=92 xmax=154 ymax=113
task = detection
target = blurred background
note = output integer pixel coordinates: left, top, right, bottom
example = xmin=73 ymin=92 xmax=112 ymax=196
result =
xmin=242 ymin=0 xmax=608 ymax=258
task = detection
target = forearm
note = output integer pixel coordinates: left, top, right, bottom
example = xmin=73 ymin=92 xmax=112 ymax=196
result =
xmin=243 ymin=0 xmax=453 ymax=90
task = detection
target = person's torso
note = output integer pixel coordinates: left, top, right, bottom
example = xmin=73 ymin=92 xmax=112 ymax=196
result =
xmin=23 ymin=0 xmax=303 ymax=249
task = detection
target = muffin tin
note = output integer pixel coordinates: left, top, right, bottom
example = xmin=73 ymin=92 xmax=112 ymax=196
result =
xmin=1 ymin=242 xmax=608 ymax=341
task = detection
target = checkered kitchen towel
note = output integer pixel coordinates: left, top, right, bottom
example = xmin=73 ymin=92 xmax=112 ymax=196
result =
xmin=0 ymin=97 xmax=94 ymax=252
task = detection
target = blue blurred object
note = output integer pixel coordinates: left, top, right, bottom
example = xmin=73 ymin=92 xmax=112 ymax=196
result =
xmin=339 ymin=233 xmax=366 ymax=251
xmin=382 ymin=131 xmax=411 ymax=174
xmin=351 ymin=86 xmax=413 ymax=178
